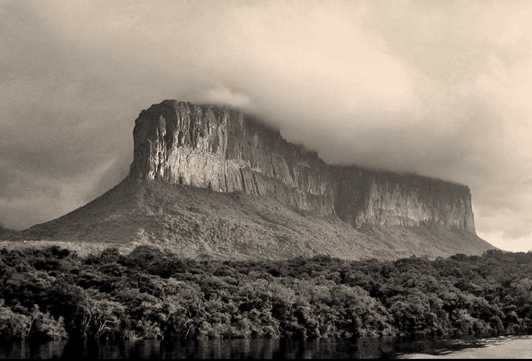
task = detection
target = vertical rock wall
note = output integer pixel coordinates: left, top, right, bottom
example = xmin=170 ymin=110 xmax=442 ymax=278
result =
xmin=130 ymin=100 xmax=476 ymax=233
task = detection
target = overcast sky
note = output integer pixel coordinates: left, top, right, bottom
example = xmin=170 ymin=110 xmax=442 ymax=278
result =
xmin=1 ymin=0 xmax=531 ymax=251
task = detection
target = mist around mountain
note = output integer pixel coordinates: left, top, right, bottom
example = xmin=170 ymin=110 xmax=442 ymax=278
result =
xmin=1 ymin=101 xmax=494 ymax=261
xmin=0 ymin=100 xmax=523 ymax=356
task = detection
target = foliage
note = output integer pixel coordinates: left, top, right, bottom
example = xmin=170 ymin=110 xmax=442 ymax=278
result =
xmin=0 ymin=246 xmax=531 ymax=342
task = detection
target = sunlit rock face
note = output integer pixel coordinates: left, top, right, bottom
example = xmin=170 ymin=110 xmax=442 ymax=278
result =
xmin=130 ymin=100 xmax=476 ymax=234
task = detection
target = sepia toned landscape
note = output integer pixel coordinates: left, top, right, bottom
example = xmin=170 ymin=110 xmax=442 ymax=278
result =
xmin=1 ymin=0 xmax=532 ymax=359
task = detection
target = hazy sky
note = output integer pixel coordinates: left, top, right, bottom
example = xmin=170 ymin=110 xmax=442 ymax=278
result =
xmin=1 ymin=0 xmax=531 ymax=251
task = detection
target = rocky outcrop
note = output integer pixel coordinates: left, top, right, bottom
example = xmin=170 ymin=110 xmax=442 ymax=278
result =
xmin=130 ymin=100 xmax=476 ymax=234
xmin=15 ymin=99 xmax=492 ymax=260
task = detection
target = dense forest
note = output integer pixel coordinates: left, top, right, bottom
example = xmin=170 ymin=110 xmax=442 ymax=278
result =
xmin=0 ymin=246 xmax=531 ymax=343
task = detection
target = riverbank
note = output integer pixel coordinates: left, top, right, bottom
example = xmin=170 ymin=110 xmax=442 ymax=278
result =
xmin=2 ymin=335 xmax=532 ymax=359
xmin=0 ymin=246 xmax=531 ymax=342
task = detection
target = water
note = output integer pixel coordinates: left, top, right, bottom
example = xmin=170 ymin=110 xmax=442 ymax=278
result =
xmin=400 ymin=336 xmax=532 ymax=359
xmin=0 ymin=336 xmax=531 ymax=359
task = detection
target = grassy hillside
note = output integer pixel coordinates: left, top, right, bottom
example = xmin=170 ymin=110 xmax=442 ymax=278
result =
xmin=6 ymin=179 xmax=493 ymax=260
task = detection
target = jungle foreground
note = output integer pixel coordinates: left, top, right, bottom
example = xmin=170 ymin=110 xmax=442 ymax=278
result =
xmin=0 ymin=246 xmax=531 ymax=346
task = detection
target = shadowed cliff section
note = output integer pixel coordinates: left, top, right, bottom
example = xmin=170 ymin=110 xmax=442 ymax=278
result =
xmin=7 ymin=100 xmax=493 ymax=260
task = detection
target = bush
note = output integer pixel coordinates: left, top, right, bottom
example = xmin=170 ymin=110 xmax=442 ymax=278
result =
xmin=28 ymin=305 xmax=68 ymax=341
xmin=0 ymin=246 xmax=531 ymax=342
xmin=0 ymin=302 xmax=31 ymax=339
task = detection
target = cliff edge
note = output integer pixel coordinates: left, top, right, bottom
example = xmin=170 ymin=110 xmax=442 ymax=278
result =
xmin=131 ymin=100 xmax=475 ymax=233
xmin=14 ymin=100 xmax=493 ymax=260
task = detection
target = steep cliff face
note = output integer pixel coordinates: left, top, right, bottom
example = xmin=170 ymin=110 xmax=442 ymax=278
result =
xmin=14 ymin=99 xmax=492 ymax=260
xmin=130 ymin=100 xmax=335 ymax=215
xmin=130 ymin=100 xmax=476 ymax=234
xmin=333 ymin=169 xmax=475 ymax=231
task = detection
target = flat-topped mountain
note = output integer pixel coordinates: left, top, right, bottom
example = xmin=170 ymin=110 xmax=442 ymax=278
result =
xmin=12 ymin=100 xmax=493 ymax=259
xmin=131 ymin=100 xmax=475 ymax=232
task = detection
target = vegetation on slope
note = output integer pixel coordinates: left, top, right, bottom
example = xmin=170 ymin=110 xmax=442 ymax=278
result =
xmin=20 ymin=180 xmax=493 ymax=260
xmin=0 ymin=246 xmax=531 ymax=342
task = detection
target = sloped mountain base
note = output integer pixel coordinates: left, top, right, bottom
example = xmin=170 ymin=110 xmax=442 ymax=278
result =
xmin=17 ymin=178 xmax=493 ymax=260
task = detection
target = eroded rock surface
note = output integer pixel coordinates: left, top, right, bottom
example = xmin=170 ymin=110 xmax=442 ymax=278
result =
xmin=130 ymin=100 xmax=475 ymax=233
xmin=11 ymin=100 xmax=492 ymax=260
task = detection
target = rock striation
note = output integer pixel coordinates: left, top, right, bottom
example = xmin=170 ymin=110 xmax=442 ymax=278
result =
xmin=130 ymin=100 xmax=476 ymax=234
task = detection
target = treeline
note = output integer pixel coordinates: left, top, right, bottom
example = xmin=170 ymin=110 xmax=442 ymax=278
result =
xmin=0 ymin=246 xmax=531 ymax=342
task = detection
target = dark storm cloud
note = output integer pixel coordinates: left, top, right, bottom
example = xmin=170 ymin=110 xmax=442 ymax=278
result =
xmin=1 ymin=0 xmax=531 ymax=250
